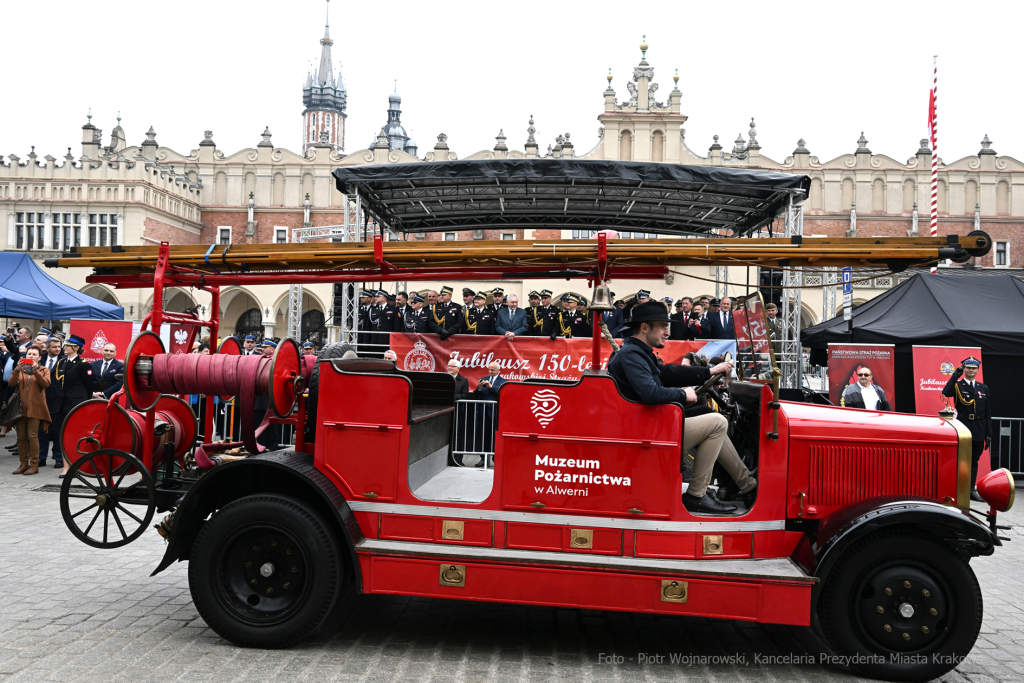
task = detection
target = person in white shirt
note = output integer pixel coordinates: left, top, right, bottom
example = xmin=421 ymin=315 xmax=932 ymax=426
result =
xmin=840 ymin=366 xmax=891 ymax=411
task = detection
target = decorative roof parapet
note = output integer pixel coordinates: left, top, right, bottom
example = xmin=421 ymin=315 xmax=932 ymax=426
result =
xmin=747 ymin=118 xmax=760 ymax=150
xmin=200 ymin=130 xmax=216 ymax=147
xmin=494 ymin=129 xmax=508 ymax=152
xmin=979 ymin=134 xmax=996 ymax=155
xmin=855 ymin=131 xmax=871 ymax=154
xmin=793 ymin=138 xmax=809 ymax=154
xmin=258 ymin=127 xmax=273 ymax=148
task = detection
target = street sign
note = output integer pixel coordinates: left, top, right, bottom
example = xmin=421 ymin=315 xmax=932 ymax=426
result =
xmin=842 ymin=267 xmax=853 ymax=321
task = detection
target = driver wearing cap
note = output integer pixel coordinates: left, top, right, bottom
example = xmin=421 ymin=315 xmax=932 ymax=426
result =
xmin=607 ymin=300 xmax=757 ymax=515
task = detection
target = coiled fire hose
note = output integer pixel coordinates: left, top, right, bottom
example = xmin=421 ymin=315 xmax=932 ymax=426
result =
xmin=125 ymin=332 xmax=305 ymax=457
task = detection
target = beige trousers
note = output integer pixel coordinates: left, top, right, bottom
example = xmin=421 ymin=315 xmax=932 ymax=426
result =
xmin=683 ymin=413 xmax=757 ymax=498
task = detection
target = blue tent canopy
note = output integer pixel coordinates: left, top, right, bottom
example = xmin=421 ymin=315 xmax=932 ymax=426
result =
xmin=0 ymin=252 xmax=123 ymax=320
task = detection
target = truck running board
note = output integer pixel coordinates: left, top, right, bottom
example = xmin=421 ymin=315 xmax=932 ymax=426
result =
xmin=356 ymin=538 xmax=815 ymax=626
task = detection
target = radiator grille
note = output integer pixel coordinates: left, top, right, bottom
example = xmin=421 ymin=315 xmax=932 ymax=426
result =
xmin=808 ymin=444 xmax=940 ymax=507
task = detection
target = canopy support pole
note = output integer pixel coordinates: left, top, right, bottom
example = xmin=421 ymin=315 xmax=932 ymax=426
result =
xmin=780 ymin=197 xmax=804 ymax=390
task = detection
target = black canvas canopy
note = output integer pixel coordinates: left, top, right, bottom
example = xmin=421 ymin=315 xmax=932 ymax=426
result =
xmin=801 ymin=271 xmax=1024 ymax=417
xmin=333 ymin=159 xmax=810 ymax=237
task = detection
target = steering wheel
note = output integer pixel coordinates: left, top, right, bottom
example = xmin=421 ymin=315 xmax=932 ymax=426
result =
xmin=695 ymin=352 xmax=732 ymax=397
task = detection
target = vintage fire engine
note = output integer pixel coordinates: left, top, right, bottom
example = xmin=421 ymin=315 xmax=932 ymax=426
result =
xmin=47 ymin=160 xmax=1014 ymax=682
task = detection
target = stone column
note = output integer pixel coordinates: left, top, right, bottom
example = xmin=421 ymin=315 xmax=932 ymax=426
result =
xmin=6 ymin=210 xmax=15 ymax=248
xmin=116 ymin=212 xmax=124 ymax=246
xmin=42 ymin=211 xmax=52 ymax=249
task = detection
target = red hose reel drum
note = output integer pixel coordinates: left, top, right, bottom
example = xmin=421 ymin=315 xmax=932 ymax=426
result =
xmin=60 ymin=395 xmax=198 ymax=474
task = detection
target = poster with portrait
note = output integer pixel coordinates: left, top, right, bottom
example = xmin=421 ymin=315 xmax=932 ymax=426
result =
xmin=827 ymin=343 xmax=896 ymax=410
xmin=911 ymin=345 xmax=983 ymax=417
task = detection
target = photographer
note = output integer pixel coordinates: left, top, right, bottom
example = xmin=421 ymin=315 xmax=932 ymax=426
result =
xmin=687 ymin=303 xmax=709 ymax=340
xmin=1 ymin=329 xmax=22 ymax=431
xmin=7 ymin=344 xmax=51 ymax=475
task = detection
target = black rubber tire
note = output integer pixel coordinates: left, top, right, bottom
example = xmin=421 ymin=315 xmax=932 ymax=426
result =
xmin=305 ymin=342 xmax=355 ymax=442
xmin=188 ymin=494 xmax=343 ymax=648
xmin=819 ymin=531 xmax=982 ymax=682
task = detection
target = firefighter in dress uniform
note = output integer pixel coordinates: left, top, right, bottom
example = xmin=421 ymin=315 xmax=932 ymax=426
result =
xmin=550 ymin=294 xmax=592 ymax=339
xmin=402 ymin=294 xmax=429 ymax=333
xmin=357 ymin=289 xmax=374 ymax=350
xmin=488 ymin=288 xmax=506 ymax=315
xmin=942 ymin=356 xmax=993 ymax=501
xmin=54 ymin=334 xmax=95 ymax=476
xmin=534 ymin=289 xmax=559 ymax=337
xmin=366 ymin=290 xmax=397 ymax=356
xmin=525 ymin=291 xmax=545 ymax=336
xmin=460 ymin=292 xmax=497 ymax=336
xmin=428 ymin=286 xmax=463 ymax=340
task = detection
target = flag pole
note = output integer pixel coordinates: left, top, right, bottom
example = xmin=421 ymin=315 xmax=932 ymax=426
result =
xmin=930 ymin=55 xmax=939 ymax=274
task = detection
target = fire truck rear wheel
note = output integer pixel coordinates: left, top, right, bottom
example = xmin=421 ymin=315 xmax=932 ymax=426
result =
xmin=819 ymin=532 xmax=982 ymax=682
xmin=188 ymin=494 xmax=343 ymax=648
xmin=305 ymin=342 xmax=356 ymax=442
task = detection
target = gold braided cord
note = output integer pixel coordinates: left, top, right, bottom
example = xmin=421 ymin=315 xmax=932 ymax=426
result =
xmin=954 ymin=382 xmax=976 ymax=408
xmin=558 ymin=313 xmax=572 ymax=337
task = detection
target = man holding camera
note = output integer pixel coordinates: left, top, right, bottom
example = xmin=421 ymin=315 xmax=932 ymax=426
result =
xmin=942 ymin=356 xmax=992 ymax=501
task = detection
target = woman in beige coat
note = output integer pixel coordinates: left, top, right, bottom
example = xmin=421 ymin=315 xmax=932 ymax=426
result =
xmin=8 ymin=344 xmax=51 ymax=475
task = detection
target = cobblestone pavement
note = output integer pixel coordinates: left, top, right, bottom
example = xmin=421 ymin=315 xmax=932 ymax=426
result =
xmin=2 ymin=433 xmax=1023 ymax=683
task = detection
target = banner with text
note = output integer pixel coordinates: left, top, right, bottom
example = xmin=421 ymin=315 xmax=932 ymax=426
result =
xmin=389 ymin=333 xmax=737 ymax=390
xmin=827 ymin=343 xmax=896 ymax=408
xmin=912 ymin=345 xmax=983 ymax=415
xmin=69 ymin=319 xmax=134 ymax=361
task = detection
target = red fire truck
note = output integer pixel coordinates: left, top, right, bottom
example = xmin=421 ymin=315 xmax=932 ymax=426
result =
xmin=46 ymin=160 xmax=1014 ymax=682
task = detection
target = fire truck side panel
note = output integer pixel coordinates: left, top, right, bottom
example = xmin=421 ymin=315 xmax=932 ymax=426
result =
xmin=315 ymin=371 xmax=411 ymax=503
xmin=782 ymin=402 xmax=964 ymax=518
xmin=498 ymin=378 xmax=682 ymax=517
xmin=357 ymin=554 xmax=812 ymax=626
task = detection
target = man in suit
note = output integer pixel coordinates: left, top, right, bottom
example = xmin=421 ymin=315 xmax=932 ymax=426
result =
xmin=942 ymin=356 xmax=993 ymax=501
xmin=54 ymin=334 xmax=95 ymax=475
xmin=394 ymin=292 xmax=411 ymax=323
xmin=428 ymin=286 xmax=463 ymax=340
xmin=840 ymin=366 xmax=891 ymax=412
xmin=91 ymin=343 xmax=124 ymax=400
xmin=595 ymin=294 xmax=624 ymax=339
xmin=35 ymin=338 xmax=63 ymax=465
xmin=470 ymin=361 xmax=507 ymax=461
xmin=670 ymin=298 xmax=694 ymax=341
xmin=687 ymin=303 xmax=710 ymax=340
xmin=460 ymin=292 xmax=496 ymax=336
xmin=496 ymin=294 xmax=528 ymax=340
xmin=402 ymin=294 xmax=429 ymax=333
xmin=707 ymin=297 xmax=736 ymax=339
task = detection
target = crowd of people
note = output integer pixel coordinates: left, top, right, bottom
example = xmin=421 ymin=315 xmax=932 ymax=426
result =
xmin=356 ymin=286 xmax=778 ymax=344
xmin=2 ymin=327 xmax=114 ymax=477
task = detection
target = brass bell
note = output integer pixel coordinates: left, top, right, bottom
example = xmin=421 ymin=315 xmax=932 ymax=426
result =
xmin=589 ymin=284 xmax=615 ymax=312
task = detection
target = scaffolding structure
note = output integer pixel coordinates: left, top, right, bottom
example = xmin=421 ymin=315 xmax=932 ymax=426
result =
xmin=779 ymin=198 xmax=804 ymax=389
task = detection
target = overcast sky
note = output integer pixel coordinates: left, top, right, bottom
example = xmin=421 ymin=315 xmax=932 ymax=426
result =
xmin=5 ymin=0 xmax=1021 ymax=165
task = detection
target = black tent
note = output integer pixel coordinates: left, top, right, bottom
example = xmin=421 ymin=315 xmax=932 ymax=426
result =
xmin=801 ymin=271 xmax=1024 ymax=418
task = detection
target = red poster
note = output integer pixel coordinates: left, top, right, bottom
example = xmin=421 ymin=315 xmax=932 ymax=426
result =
xmin=69 ymin=319 xmax=134 ymax=361
xmin=168 ymin=323 xmax=198 ymax=355
xmin=389 ymin=333 xmax=736 ymax=390
xmin=911 ymin=346 xmax=983 ymax=417
xmin=827 ymin=344 xmax=896 ymax=410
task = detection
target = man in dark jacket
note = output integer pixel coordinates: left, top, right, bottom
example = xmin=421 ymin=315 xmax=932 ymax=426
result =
xmin=840 ymin=366 xmax=891 ymax=411
xmin=428 ymin=286 xmax=463 ymax=340
xmin=607 ymin=300 xmax=756 ymax=515
xmin=91 ymin=343 xmax=124 ymax=400
xmin=402 ymin=294 xmax=429 ymax=333
xmin=942 ymin=356 xmax=993 ymax=501
xmin=54 ymin=334 xmax=95 ymax=474
xmin=460 ymin=292 xmax=497 ymax=336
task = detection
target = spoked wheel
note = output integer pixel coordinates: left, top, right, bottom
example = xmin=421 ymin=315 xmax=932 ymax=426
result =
xmin=820 ymin=532 xmax=983 ymax=682
xmin=188 ymin=494 xmax=344 ymax=647
xmin=59 ymin=448 xmax=156 ymax=549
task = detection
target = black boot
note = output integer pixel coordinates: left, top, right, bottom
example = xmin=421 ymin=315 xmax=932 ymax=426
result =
xmin=740 ymin=485 xmax=758 ymax=510
xmin=683 ymin=492 xmax=737 ymax=515
xmin=970 ymin=462 xmax=983 ymax=502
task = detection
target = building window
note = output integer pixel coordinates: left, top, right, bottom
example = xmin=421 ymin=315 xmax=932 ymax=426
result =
xmin=51 ymin=213 xmax=81 ymax=251
xmin=444 ymin=233 xmax=456 ymax=241
xmin=219 ymin=227 xmax=232 ymax=245
xmin=501 ymin=233 xmax=514 ymax=240
xmin=87 ymin=214 xmax=118 ymax=247
xmin=995 ymin=241 xmax=1009 ymax=267
xmin=15 ymin=212 xmax=44 ymax=250
xmin=571 ymin=229 xmax=597 ymax=240
xmin=274 ymin=227 xmax=288 ymax=244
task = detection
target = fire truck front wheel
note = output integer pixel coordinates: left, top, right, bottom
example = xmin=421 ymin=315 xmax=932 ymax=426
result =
xmin=188 ymin=494 xmax=344 ymax=648
xmin=819 ymin=531 xmax=982 ymax=682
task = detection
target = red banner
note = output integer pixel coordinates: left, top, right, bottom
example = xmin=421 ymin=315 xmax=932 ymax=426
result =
xmin=69 ymin=319 xmax=134 ymax=361
xmin=827 ymin=344 xmax=896 ymax=409
xmin=168 ymin=323 xmax=198 ymax=355
xmin=389 ymin=333 xmax=736 ymax=390
xmin=911 ymin=345 xmax=983 ymax=417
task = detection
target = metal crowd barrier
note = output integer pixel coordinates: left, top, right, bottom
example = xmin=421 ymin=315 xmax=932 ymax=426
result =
xmin=452 ymin=399 xmax=497 ymax=469
xmin=992 ymin=417 xmax=1024 ymax=478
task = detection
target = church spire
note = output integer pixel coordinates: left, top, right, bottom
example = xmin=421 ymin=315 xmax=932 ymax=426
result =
xmin=318 ymin=0 xmax=334 ymax=86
